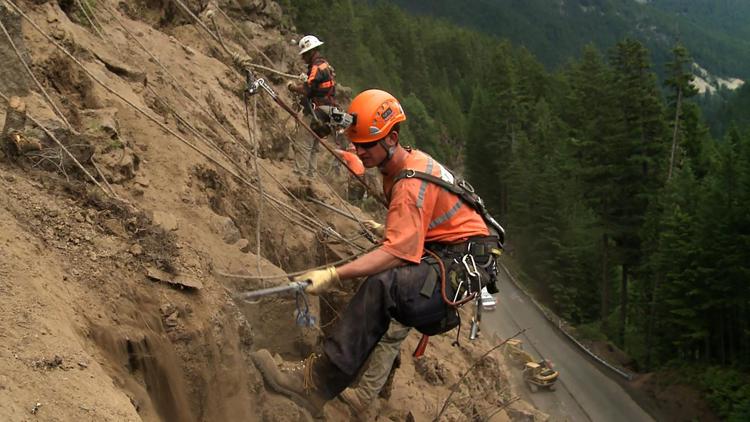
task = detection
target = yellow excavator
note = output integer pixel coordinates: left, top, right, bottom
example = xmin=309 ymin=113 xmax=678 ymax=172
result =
xmin=503 ymin=339 xmax=559 ymax=392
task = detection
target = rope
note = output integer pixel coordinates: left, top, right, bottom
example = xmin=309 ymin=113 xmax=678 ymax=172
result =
xmin=144 ymin=86 xmax=357 ymax=247
xmin=0 ymin=17 xmax=72 ymax=130
xmin=148 ymin=82 xmax=351 ymax=242
xmin=213 ymin=5 xmax=297 ymax=78
xmin=91 ymin=157 xmax=120 ymax=199
xmin=174 ymin=0 xmax=380 ymax=205
xmin=203 ymin=4 xmax=297 ymax=80
xmin=102 ymin=6 xmax=256 ymax=152
xmin=7 ymin=0 xmax=347 ymax=241
xmin=0 ymin=89 xmax=109 ymax=196
xmin=187 ymin=0 xmax=382 ymax=223
xmin=217 ymin=2 xmax=274 ymax=66
xmin=12 ymin=0 xmax=376 ymax=289
xmin=74 ymin=0 xmax=104 ymax=39
xmin=172 ymin=0 xmax=222 ymax=44
xmin=247 ymin=94 xmax=264 ymax=276
xmin=145 ymin=85 xmax=223 ymax=150
xmin=215 ymin=244 xmax=376 ymax=280
xmin=318 ymin=294 xmax=343 ymax=329
xmin=82 ymin=0 xmax=106 ymax=36
xmin=99 ymin=5 xmax=354 ymax=243
xmin=302 ymin=353 xmax=318 ymax=393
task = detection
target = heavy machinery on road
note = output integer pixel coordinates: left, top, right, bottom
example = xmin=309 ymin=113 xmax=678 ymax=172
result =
xmin=503 ymin=339 xmax=559 ymax=392
xmin=522 ymin=360 xmax=559 ymax=392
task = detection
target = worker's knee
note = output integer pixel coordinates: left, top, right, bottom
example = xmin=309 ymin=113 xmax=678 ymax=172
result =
xmin=381 ymin=320 xmax=411 ymax=343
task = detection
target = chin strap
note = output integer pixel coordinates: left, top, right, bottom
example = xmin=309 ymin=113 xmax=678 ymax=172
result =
xmin=376 ymin=138 xmax=397 ymax=169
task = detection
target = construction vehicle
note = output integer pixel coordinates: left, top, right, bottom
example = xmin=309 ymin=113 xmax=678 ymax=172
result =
xmin=503 ymin=339 xmax=536 ymax=368
xmin=503 ymin=339 xmax=559 ymax=392
xmin=522 ymin=359 xmax=559 ymax=392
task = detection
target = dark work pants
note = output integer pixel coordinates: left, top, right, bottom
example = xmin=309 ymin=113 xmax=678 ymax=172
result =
xmin=317 ymin=260 xmax=454 ymax=399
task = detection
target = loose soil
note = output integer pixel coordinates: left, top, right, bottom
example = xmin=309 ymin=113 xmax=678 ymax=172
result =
xmin=1 ymin=1 xmax=537 ymax=421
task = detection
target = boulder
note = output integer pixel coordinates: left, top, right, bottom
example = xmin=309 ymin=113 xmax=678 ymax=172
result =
xmin=208 ymin=214 xmax=241 ymax=244
xmin=80 ymin=108 xmax=140 ymax=183
xmin=153 ymin=211 xmax=179 ymax=232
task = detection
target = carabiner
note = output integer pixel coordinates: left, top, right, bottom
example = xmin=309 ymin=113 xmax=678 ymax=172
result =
xmin=462 ymin=254 xmax=480 ymax=279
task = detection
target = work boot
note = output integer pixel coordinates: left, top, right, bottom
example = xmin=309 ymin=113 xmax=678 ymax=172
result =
xmin=338 ymin=387 xmax=369 ymax=413
xmin=251 ymin=349 xmax=328 ymax=417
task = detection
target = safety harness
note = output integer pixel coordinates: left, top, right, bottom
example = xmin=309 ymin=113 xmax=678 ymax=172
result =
xmin=305 ymin=56 xmax=336 ymax=106
xmin=393 ymin=169 xmax=505 ymax=248
xmin=392 ymin=167 xmax=506 ymax=354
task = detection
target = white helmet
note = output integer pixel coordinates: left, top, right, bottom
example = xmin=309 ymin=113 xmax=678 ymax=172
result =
xmin=298 ymin=35 xmax=324 ymax=55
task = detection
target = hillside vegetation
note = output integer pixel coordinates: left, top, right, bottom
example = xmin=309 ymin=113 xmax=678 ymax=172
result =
xmin=390 ymin=0 xmax=750 ymax=80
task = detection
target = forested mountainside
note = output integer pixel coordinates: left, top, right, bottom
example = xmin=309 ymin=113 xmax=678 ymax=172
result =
xmin=701 ymin=83 xmax=750 ymax=137
xmin=286 ymin=1 xmax=750 ymax=419
xmin=388 ymin=0 xmax=750 ymax=80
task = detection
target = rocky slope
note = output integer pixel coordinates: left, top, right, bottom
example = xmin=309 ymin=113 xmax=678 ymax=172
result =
xmin=0 ymin=1 xmax=544 ymax=420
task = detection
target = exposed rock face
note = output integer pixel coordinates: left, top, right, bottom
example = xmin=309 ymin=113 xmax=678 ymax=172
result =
xmin=81 ymin=107 xmax=141 ymax=183
xmin=0 ymin=1 xmax=542 ymax=421
xmin=0 ymin=4 xmax=29 ymax=97
xmin=234 ymin=0 xmax=284 ymax=27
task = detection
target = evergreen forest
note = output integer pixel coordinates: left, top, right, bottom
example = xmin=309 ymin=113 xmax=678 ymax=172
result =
xmin=283 ymin=0 xmax=750 ymax=418
xmin=389 ymin=0 xmax=750 ymax=81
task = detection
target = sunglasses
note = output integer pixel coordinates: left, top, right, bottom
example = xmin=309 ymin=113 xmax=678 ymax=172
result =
xmin=354 ymin=139 xmax=381 ymax=150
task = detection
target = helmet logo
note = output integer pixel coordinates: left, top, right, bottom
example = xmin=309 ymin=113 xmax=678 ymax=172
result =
xmin=381 ymin=107 xmax=393 ymax=120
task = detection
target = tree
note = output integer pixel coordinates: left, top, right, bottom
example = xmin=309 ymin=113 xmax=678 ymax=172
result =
xmin=608 ymin=38 xmax=668 ymax=346
xmin=465 ymin=42 xmax=516 ymax=216
xmin=664 ymin=43 xmax=699 ymax=181
xmin=564 ymin=44 xmax=621 ymax=331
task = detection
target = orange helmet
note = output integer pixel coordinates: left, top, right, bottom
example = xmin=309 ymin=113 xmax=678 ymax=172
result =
xmin=346 ymin=89 xmax=406 ymax=143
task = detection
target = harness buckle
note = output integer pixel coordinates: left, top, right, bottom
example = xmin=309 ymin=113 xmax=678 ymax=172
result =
xmin=404 ymin=169 xmax=416 ymax=178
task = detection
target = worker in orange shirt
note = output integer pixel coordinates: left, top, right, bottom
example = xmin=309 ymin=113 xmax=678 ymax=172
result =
xmin=287 ymin=35 xmax=337 ymax=177
xmin=252 ymin=90 xmax=503 ymax=416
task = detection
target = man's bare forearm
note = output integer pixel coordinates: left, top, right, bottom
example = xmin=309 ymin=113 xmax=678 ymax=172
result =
xmin=336 ymin=248 xmax=404 ymax=280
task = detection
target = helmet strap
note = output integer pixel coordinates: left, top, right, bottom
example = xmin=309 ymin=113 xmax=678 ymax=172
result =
xmin=376 ymin=134 xmax=397 ymax=169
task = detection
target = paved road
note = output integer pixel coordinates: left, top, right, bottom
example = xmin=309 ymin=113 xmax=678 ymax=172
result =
xmin=482 ymin=270 xmax=654 ymax=422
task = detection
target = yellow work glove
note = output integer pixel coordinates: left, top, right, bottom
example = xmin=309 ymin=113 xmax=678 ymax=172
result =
xmin=295 ymin=266 xmax=339 ymax=295
xmin=362 ymin=220 xmax=385 ymax=238
xmin=298 ymin=72 xmax=308 ymax=82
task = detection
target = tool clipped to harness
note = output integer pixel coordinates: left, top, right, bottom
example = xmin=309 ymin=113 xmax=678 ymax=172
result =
xmin=469 ymin=294 xmax=482 ymax=340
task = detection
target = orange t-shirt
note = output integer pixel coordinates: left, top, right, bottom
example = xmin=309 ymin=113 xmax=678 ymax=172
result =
xmin=381 ymin=149 xmax=489 ymax=263
xmin=335 ymin=150 xmax=365 ymax=176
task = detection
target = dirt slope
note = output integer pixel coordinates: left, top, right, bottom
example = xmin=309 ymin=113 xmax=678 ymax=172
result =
xmin=0 ymin=1 xmax=545 ymax=420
